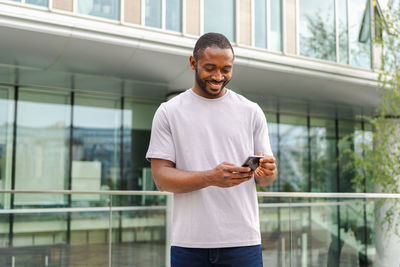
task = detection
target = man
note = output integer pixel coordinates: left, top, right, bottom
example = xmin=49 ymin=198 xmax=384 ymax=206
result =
xmin=146 ymin=32 xmax=277 ymax=267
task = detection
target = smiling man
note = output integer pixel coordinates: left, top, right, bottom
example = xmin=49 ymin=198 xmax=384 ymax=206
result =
xmin=146 ymin=33 xmax=277 ymax=267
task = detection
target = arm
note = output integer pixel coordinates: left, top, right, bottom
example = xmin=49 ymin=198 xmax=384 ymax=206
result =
xmin=151 ymin=158 xmax=254 ymax=194
xmin=254 ymin=155 xmax=278 ymax=186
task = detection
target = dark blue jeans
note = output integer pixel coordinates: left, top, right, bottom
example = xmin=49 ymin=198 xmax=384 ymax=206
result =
xmin=171 ymin=245 xmax=263 ymax=267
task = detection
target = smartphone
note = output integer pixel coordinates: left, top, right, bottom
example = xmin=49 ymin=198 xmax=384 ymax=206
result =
xmin=242 ymin=155 xmax=264 ymax=171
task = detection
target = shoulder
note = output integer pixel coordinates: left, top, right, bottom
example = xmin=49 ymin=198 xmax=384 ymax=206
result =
xmin=228 ymin=90 xmax=261 ymax=112
xmin=162 ymin=90 xmax=191 ymax=111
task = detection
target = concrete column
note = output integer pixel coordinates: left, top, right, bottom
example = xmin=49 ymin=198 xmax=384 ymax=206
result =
xmin=284 ymin=0 xmax=297 ymax=54
xmin=125 ymin=0 xmax=142 ymax=25
xmin=239 ymin=0 xmax=252 ymax=46
xmin=185 ymin=0 xmax=201 ymax=36
xmin=52 ymin=0 xmax=73 ymax=12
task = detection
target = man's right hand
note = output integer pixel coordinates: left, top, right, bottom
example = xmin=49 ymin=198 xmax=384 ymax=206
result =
xmin=205 ymin=162 xmax=254 ymax=188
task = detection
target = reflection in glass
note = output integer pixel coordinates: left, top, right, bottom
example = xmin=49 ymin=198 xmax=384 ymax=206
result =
xmin=70 ymin=210 xmax=110 ymax=264
xmin=77 ymin=0 xmax=120 ymax=21
xmin=13 ymin=211 xmax=67 ymax=246
xmin=264 ymin=112 xmax=278 ymax=192
xmin=254 ymin=0 xmax=267 ymax=48
xmin=299 ymin=0 xmax=336 ymax=61
xmin=289 ymin=203 xmax=310 ymax=266
xmin=112 ymin=204 xmax=167 ymax=267
xmin=145 ymin=0 xmax=162 ymax=28
xmin=204 ymin=0 xmax=235 ymax=42
xmin=363 ymin=123 xmax=373 ymax=193
xmin=123 ymin=100 xmax=159 ymax=205
xmin=338 ymin=120 xmax=361 ymax=192
xmin=270 ymin=0 xmax=282 ymax=51
xmin=258 ymin=202 xmax=280 ymax=265
xmin=349 ymin=0 xmax=371 ymax=68
xmin=72 ymin=94 xmax=121 ymax=205
xmin=338 ymin=200 xmax=368 ymax=266
xmin=15 ymin=88 xmax=70 ymax=206
xmin=0 ymin=213 xmax=10 ymax=250
xmin=338 ymin=0 xmax=349 ymax=64
xmin=25 ymin=0 xmax=48 ymax=6
xmin=310 ymin=198 xmax=339 ymax=266
xmin=0 ymin=87 xmax=14 ymax=209
xmin=279 ymin=115 xmax=308 ymax=192
xmin=310 ymin=118 xmax=337 ymax=192
xmin=166 ymin=0 xmax=181 ymax=32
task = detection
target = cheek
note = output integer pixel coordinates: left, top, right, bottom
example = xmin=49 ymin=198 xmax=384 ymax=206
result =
xmin=224 ymin=74 xmax=232 ymax=81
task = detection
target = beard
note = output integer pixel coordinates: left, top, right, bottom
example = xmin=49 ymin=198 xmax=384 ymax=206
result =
xmin=195 ymin=66 xmax=230 ymax=97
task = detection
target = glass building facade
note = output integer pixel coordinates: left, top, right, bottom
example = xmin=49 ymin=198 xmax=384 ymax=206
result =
xmin=254 ymin=0 xmax=282 ymax=51
xmin=0 ymin=0 xmax=388 ymax=265
xmin=204 ymin=0 xmax=236 ymax=42
xmin=0 ymin=85 xmax=374 ymax=265
xmin=299 ymin=0 xmax=372 ymax=67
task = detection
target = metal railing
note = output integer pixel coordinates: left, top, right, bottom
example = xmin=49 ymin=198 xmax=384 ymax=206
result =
xmin=0 ymin=190 xmax=399 ymax=267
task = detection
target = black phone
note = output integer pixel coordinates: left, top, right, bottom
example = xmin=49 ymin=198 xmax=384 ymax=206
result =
xmin=242 ymin=155 xmax=264 ymax=171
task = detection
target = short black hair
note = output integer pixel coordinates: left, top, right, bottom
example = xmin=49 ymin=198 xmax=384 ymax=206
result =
xmin=193 ymin=32 xmax=234 ymax=61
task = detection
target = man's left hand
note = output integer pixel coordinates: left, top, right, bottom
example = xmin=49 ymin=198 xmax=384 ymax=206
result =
xmin=254 ymin=154 xmax=277 ymax=186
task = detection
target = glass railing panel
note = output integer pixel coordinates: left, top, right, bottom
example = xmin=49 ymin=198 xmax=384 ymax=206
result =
xmin=111 ymin=194 xmax=168 ymax=267
xmin=0 ymin=193 xmax=69 ymax=266
xmin=258 ymin=197 xmax=291 ymax=266
xmin=309 ymin=198 xmax=339 ymax=266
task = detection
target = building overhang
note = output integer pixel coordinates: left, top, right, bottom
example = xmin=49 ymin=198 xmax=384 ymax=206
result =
xmin=0 ymin=2 xmax=380 ymax=117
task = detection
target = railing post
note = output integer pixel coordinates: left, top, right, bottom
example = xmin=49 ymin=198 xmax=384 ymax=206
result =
xmin=165 ymin=194 xmax=173 ymax=267
xmin=108 ymin=195 xmax=112 ymax=267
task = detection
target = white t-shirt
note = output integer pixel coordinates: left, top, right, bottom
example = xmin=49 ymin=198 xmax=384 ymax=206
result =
xmin=146 ymin=88 xmax=272 ymax=248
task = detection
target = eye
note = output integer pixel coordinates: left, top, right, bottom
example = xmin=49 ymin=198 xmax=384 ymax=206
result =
xmin=222 ymin=68 xmax=230 ymax=74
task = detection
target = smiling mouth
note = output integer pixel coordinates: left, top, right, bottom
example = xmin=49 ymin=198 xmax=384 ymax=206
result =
xmin=207 ymin=80 xmax=225 ymax=90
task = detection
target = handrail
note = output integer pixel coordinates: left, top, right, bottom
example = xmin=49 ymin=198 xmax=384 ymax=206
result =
xmin=0 ymin=206 xmax=167 ymax=214
xmin=0 ymin=190 xmax=399 ymax=199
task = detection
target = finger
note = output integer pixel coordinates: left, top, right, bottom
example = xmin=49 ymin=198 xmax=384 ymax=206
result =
xmin=260 ymin=163 xmax=276 ymax=170
xmin=225 ymin=165 xmax=252 ymax=173
xmin=255 ymin=168 xmax=265 ymax=177
xmin=231 ymin=171 xmax=253 ymax=179
xmin=260 ymin=156 xmax=275 ymax=163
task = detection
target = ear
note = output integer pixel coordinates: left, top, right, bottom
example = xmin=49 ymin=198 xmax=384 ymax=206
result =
xmin=189 ymin=56 xmax=196 ymax=70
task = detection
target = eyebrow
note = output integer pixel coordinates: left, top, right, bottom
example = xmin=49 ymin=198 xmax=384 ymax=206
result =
xmin=203 ymin=63 xmax=232 ymax=68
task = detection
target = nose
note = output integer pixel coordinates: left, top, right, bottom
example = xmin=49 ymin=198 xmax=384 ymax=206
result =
xmin=211 ymin=70 xmax=223 ymax=81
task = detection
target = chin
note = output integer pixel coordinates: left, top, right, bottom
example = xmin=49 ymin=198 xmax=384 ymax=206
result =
xmin=206 ymin=87 xmax=224 ymax=96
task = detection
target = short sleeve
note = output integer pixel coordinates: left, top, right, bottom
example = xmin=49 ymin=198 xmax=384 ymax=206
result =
xmin=253 ymin=105 xmax=273 ymax=156
xmin=146 ymin=104 xmax=176 ymax=163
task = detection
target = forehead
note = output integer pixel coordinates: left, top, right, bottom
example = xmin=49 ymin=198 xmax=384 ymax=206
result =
xmin=198 ymin=46 xmax=234 ymax=64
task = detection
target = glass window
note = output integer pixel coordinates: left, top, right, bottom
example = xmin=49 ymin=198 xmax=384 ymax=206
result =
xmin=123 ymin=100 xmax=159 ymax=203
xmin=72 ymin=93 xmax=121 ymax=205
xmin=15 ymin=88 xmax=71 ymax=206
xmin=349 ymin=0 xmax=371 ymax=68
xmin=77 ymin=0 xmax=120 ymax=21
xmin=279 ymin=115 xmax=308 ymax=192
xmin=0 ymin=86 xmax=14 ymax=209
xmin=204 ymin=0 xmax=235 ymax=42
xmin=338 ymin=120 xmax=362 ymax=192
xmin=25 ymin=0 xmax=48 ymax=6
xmin=310 ymin=118 xmax=337 ymax=192
xmin=145 ymin=0 xmax=162 ymax=28
xmin=254 ymin=0 xmax=267 ymax=48
xmin=166 ymin=0 xmax=182 ymax=32
xmin=299 ymin=0 xmax=336 ymax=61
xmin=338 ymin=0 xmax=349 ymax=64
xmin=270 ymin=0 xmax=282 ymax=51
xmin=264 ymin=112 xmax=278 ymax=191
